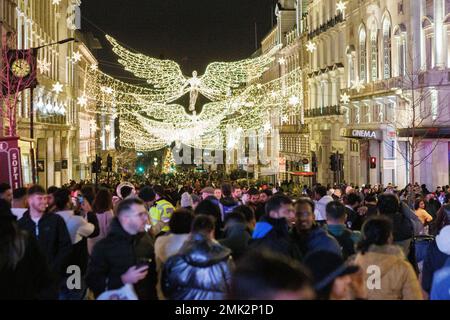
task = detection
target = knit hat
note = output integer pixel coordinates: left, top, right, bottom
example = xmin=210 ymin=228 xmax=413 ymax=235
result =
xmin=436 ymin=226 xmax=450 ymax=255
xmin=180 ymin=192 xmax=193 ymax=208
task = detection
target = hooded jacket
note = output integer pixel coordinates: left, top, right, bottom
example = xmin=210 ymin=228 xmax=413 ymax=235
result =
xmin=289 ymin=225 xmax=342 ymax=259
xmin=162 ymin=233 xmax=232 ymax=300
xmin=421 ymin=226 xmax=450 ymax=293
xmin=86 ymin=218 xmax=157 ymax=300
xmin=354 ymin=245 xmax=423 ymax=300
xmin=219 ymin=196 xmax=239 ymax=219
xmin=219 ymin=222 xmax=251 ymax=260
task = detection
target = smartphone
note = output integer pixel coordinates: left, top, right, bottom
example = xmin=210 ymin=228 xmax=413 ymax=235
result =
xmin=77 ymin=195 xmax=84 ymax=205
xmin=136 ymin=257 xmax=152 ymax=268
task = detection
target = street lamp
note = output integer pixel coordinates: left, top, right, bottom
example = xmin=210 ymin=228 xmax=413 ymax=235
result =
xmin=29 ymin=38 xmax=76 ymax=184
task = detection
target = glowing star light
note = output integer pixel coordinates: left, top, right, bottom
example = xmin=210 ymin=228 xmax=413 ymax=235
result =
xmin=340 ymin=93 xmax=351 ymax=104
xmin=306 ymin=41 xmax=317 ymax=53
xmin=288 ymin=95 xmax=300 ymax=105
xmin=336 ymin=1 xmax=347 ymax=13
xmin=351 ymin=77 xmax=366 ymax=93
xmin=52 ymin=82 xmax=63 ymax=94
xmin=278 ymin=57 xmax=286 ymax=65
xmin=77 ymin=95 xmax=88 ymax=107
xmin=104 ymin=125 xmax=111 ymax=132
xmin=90 ymin=64 xmax=98 ymax=71
xmin=72 ymin=51 xmax=82 ymax=63
xmin=37 ymin=59 xmax=51 ymax=74
xmin=281 ymin=115 xmax=289 ymax=124
xmin=52 ymin=0 xmax=61 ymax=5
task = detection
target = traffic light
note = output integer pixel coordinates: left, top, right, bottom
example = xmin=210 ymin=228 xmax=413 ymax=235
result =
xmin=370 ymin=157 xmax=377 ymax=169
xmin=136 ymin=165 xmax=145 ymax=174
xmin=95 ymin=155 xmax=102 ymax=173
xmin=330 ymin=154 xmax=338 ymax=171
xmin=91 ymin=161 xmax=97 ymax=174
xmin=107 ymin=154 xmax=113 ymax=172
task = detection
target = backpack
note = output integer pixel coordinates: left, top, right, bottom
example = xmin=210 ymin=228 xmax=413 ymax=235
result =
xmin=330 ymin=229 xmax=355 ymax=260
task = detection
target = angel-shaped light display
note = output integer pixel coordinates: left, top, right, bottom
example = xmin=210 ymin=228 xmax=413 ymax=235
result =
xmin=106 ymin=35 xmax=281 ymax=110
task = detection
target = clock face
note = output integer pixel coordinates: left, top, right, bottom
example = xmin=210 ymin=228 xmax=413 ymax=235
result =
xmin=11 ymin=59 xmax=31 ymax=78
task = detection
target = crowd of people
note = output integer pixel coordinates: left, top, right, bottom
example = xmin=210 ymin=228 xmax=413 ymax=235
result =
xmin=0 ymin=178 xmax=449 ymax=300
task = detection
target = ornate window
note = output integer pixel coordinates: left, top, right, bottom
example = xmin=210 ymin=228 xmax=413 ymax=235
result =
xmin=383 ymin=18 xmax=392 ymax=79
xmin=370 ymin=23 xmax=378 ymax=82
xmin=359 ymin=27 xmax=367 ymax=82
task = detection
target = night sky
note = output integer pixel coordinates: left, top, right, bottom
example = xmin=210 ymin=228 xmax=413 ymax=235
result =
xmin=80 ymin=0 xmax=278 ymax=80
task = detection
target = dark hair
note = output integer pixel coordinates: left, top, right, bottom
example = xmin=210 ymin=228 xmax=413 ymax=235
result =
xmin=344 ymin=193 xmax=361 ymax=206
xmin=47 ymin=186 xmax=58 ymax=195
xmin=169 ymin=208 xmax=194 ymax=234
xmin=194 ymin=199 xmax=221 ymax=222
xmin=93 ymin=188 xmax=113 ymax=213
xmin=0 ymin=183 xmax=11 ymax=194
xmin=248 ymin=188 xmax=259 ymax=196
xmin=191 ymin=214 xmax=215 ymax=234
xmin=116 ymin=197 xmax=145 ymax=216
xmin=414 ymin=198 xmax=425 ymax=210
xmin=364 ymin=193 xmax=377 ymax=203
xmin=27 ymin=185 xmax=46 ymax=196
xmin=232 ymin=205 xmax=255 ymax=223
xmin=326 ymin=201 xmax=346 ymax=221
xmin=138 ymin=186 xmax=156 ymax=202
xmin=153 ymin=185 xmax=165 ymax=198
xmin=81 ymin=185 xmax=96 ymax=205
xmin=229 ymin=249 xmax=312 ymax=300
xmin=357 ymin=216 xmax=393 ymax=254
xmin=262 ymin=189 xmax=273 ymax=197
xmin=295 ymin=197 xmax=315 ymax=212
xmin=221 ymin=183 xmax=232 ymax=197
xmin=0 ymin=199 xmax=26 ymax=270
xmin=120 ymin=186 xmax=133 ymax=199
xmin=265 ymin=194 xmax=293 ymax=215
xmin=377 ymin=193 xmax=400 ymax=215
xmin=12 ymin=188 xmax=27 ymax=200
xmin=315 ymin=186 xmax=327 ymax=198
xmin=53 ymin=188 xmax=71 ymax=211
xmin=224 ymin=211 xmax=246 ymax=226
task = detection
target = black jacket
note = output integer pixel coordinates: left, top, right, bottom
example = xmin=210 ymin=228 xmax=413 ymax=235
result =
xmin=345 ymin=206 xmax=364 ymax=231
xmin=0 ymin=231 xmax=54 ymax=300
xmin=249 ymin=215 xmax=294 ymax=258
xmin=85 ymin=218 xmax=157 ymax=300
xmin=219 ymin=223 xmax=251 ymax=260
xmin=381 ymin=211 xmax=414 ymax=242
xmin=220 ymin=196 xmax=239 ymax=219
xmin=162 ymin=233 xmax=232 ymax=300
xmin=18 ymin=211 xmax=72 ymax=276
xmin=421 ymin=240 xmax=450 ymax=293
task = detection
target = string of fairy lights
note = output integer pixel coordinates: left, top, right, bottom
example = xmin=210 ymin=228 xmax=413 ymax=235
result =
xmin=78 ymin=35 xmax=304 ymax=151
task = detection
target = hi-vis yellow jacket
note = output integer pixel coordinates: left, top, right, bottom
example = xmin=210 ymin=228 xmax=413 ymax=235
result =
xmin=149 ymin=199 xmax=175 ymax=233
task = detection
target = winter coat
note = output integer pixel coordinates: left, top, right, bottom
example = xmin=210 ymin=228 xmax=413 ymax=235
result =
xmin=289 ymin=225 xmax=342 ymax=259
xmin=249 ymin=215 xmax=294 ymax=258
xmin=0 ymin=231 xmax=54 ymax=300
xmin=314 ymin=195 xmax=333 ymax=221
xmin=415 ymin=208 xmax=433 ymax=225
xmin=162 ymin=233 xmax=232 ymax=300
xmin=55 ymin=210 xmax=95 ymax=244
xmin=154 ymin=233 xmax=190 ymax=300
xmin=326 ymin=224 xmax=361 ymax=259
xmin=345 ymin=206 xmax=364 ymax=231
xmin=354 ymin=245 xmax=423 ymax=300
xmin=86 ymin=218 xmax=157 ymax=300
xmin=88 ymin=210 xmax=114 ymax=255
xmin=219 ymin=222 xmax=251 ymax=260
xmin=220 ymin=197 xmax=239 ymax=220
xmin=18 ymin=211 xmax=72 ymax=275
xmin=421 ymin=237 xmax=450 ymax=293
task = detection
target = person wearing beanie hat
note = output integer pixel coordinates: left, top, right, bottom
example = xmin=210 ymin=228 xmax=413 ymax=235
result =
xmin=180 ymin=192 xmax=193 ymax=209
xmin=422 ymin=225 xmax=450 ymax=294
xmin=303 ymin=250 xmax=361 ymax=300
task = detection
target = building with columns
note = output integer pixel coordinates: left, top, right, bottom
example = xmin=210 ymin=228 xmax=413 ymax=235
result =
xmin=1 ymin=0 xmax=99 ymax=188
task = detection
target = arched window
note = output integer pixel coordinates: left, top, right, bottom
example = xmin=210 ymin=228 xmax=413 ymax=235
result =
xmin=347 ymin=45 xmax=356 ymax=86
xmin=382 ymin=17 xmax=392 ymax=79
xmin=394 ymin=24 xmax=407 ymax=76
xmin=370 ymin=22 xmax=378 ymax=82
xmin=359 ymin=27 xmax=367 ymax=82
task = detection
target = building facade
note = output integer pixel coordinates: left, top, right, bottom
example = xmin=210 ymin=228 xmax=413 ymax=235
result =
xmin=1 ymin=0 xmax=99 ymax=188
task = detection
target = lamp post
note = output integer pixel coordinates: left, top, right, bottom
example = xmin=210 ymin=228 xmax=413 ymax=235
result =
xmin=29 ymin=38 xmax=75 ymax=184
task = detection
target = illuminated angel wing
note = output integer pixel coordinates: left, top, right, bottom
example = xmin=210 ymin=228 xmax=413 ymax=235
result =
xmin=199 ymin=44 xmax=281 ymax=101
xmin=106 ymin=35 xmax=187 ymax=101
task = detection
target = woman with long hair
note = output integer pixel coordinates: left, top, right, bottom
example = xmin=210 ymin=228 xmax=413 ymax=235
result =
xmin=0 ymin=199 xmax=53 ymax=299
xmin=87 ymin=188 xmax=114 ymax=255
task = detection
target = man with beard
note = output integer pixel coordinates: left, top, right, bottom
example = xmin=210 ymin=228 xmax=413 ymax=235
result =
xmin=290 ymin=198 xmax=341 ymax=261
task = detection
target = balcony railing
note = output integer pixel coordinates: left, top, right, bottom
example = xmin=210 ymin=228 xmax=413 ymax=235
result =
xmin=341 ymin=77 xmax=403 ymax=98
xmin=307 ymin=12 xmax=344 ymax=40
xmin=304 ymin=105 xmax=342 ymax=118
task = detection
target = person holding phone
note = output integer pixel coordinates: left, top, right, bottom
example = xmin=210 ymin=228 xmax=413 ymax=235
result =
xmin=86 ymin=198 xmax=157 ymax=300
